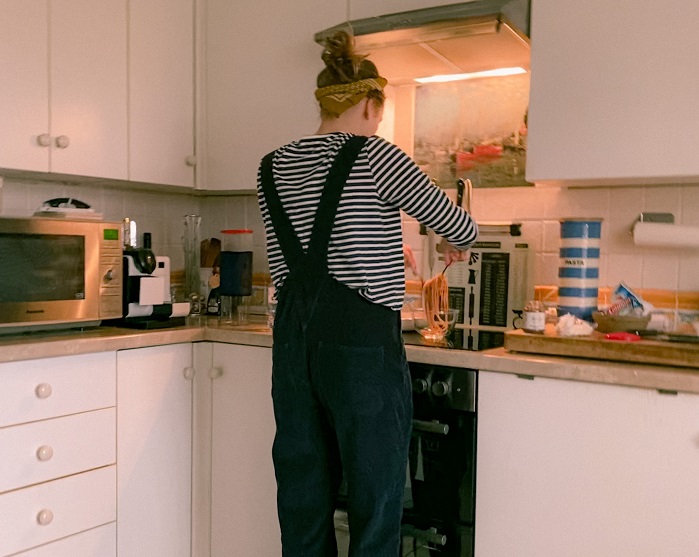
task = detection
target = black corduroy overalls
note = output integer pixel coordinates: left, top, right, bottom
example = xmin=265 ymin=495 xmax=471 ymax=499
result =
xmin=259 ymin=135 xmax=413 ymax=557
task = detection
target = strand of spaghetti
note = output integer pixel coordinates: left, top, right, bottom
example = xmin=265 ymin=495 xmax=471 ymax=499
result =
xmin=422 ymin=272 xmax=449 ymax=333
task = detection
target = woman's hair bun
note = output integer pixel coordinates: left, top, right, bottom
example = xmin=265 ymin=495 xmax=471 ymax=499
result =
xmin=321 ymin=30 xmax=367 ymax=82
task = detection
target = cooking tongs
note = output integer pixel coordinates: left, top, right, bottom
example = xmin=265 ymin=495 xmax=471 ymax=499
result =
xmin=456 ymin=178 xmax=473 ymax=213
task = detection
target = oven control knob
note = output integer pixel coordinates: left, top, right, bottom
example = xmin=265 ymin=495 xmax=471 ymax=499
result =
xmin=412 ymin=378 xmax=429 ymax=394
xmin=431 ymin=380 xmax=450 ymax=397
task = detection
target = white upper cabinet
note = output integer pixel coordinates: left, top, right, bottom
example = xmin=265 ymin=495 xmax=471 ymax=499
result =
xmin=1 ymin=0 xmax=197 ymax=188
xmin=526 ymin=0 xmax=699 ymax=186
xmin=349 ymin=0 xmax=459 ymax=20
xmin=201 ymin=0 xmax=346 ymax=191
xmin=0 ymin=1 xmax=49 ymax=173
xmin=129 ymin=0 xmax=196 ymax=188
xmin=50 ymin=0 xmax=128 ymax=180
xmin=0 ymin=0 xmax=128 ymax=180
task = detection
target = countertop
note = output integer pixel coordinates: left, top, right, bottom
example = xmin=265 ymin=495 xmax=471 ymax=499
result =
xmin=1 ymin=317 xmax=698 ymax=394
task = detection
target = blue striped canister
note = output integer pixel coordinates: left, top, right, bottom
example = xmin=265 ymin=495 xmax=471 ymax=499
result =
xmin=558 ymin=219 xmax=602 ymax=321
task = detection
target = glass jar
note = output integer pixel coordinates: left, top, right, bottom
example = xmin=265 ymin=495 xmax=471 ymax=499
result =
xmin=522 ymin=300 xmax=546 ymax=334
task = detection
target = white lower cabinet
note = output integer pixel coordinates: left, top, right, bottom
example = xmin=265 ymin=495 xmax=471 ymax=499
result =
xmin=0 ymin=466 xmax=116 ymax=557
xmin=193 ymin=342 xmax=281 ymax=556
xmin=14 ymin=523 xmax=116 ymax=557
xmin=0 ymin=408 xmax=115 ymax=494
xmin=211 ymin=343 xmax=280 ymax=556
xmin=116 ymin=343 xmax=193 ymax=557
xmin=0 ymin=352 xmax=117 ymax=557
xmin=475 ymin=371 xmax=699 ymax=557
xmin=0 ymin=351 xmax=116 ymax=428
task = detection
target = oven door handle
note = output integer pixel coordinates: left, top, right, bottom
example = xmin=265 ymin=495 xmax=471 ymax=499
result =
xmin=401 ymin=524 xmax=447 ymax=546
xmin=412 ymin=419 xmax=450 ymax=435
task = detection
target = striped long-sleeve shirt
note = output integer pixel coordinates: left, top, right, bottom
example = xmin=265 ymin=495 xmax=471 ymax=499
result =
xmin=256 ymin=132 xmax=478 ymax=311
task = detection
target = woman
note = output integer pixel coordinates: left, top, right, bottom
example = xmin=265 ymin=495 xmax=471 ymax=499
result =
xmin=257 ymin=31 xmax=478 ymax=557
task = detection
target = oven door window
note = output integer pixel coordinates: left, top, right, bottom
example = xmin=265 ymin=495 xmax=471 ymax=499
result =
xmin=0 ymin=233 xmax=85 ymax=302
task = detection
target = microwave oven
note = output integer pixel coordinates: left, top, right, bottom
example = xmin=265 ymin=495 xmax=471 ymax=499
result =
xmin=0 ymin=217 xmax=123 ymax=334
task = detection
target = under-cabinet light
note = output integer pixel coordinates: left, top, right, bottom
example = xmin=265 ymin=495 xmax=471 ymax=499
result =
xmin=415 ymin=67 xmax=527 ymax=84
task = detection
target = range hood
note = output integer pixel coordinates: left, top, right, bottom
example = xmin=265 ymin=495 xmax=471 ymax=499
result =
xmin=314 ymin=0 xmax=530 ymax=86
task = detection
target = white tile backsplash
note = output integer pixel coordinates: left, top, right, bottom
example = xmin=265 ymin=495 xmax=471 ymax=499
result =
xmin=2 ymin=176 xmax=699 ymax=296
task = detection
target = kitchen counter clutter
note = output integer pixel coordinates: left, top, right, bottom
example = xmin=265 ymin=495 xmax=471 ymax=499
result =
xmin=1 ymin=317 xmax=699 ymax=394
xmin=505 ymin=327 xmax=699 ymax=370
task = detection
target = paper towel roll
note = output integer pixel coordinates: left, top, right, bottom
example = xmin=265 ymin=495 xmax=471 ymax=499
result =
xmin=633 ymin=221 xmax=699 ymax=249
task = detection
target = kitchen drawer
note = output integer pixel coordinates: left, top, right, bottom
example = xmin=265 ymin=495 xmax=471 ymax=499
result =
xmin=0 ymin=465 xmax=116 ymax=557
xmin=0 ymin=352 xmax=116 ymax=428
xmin=13 ymin=522 xmax=116 ymax=557
xmin=0 ymin=408 xmax=116 ymax=494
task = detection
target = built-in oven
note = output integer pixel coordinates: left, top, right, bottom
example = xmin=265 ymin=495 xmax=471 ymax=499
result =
xmin=335 ymin=362 xmax=477 ymax=556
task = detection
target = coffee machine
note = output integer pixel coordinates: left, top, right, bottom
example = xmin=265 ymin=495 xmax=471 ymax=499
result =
xmin=108 ymin=232 xmax=189 ymax=328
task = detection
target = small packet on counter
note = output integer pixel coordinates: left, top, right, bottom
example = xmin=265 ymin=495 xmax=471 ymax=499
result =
xmin=606 ymin=283 xmax=652 ymax=316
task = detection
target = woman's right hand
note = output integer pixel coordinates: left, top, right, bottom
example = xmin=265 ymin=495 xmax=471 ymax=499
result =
xmin=437 ymin=237 xmax=469 ymax=265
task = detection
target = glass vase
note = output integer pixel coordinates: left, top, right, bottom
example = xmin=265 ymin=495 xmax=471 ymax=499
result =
xmin=183 ymin=214 xmax=202 ymax=305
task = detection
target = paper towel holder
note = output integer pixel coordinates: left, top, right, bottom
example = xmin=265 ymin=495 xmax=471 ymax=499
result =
xmin=637 ymin=212 xmax=674 ymax=224
xmin=629 ymin=212 xmax=674 ymax=236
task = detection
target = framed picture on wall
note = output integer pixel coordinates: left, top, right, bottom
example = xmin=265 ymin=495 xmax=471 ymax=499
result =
xmin=413 ymin=72 xmax=532 ymax=189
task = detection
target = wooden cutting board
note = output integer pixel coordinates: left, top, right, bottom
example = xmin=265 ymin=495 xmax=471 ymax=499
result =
xmin=505 ymin=328 xmax=699 ymax=370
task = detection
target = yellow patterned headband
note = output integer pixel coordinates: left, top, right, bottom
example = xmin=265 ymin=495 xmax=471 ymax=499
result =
xmin=315 ymin=77 xmax=388 ymax=117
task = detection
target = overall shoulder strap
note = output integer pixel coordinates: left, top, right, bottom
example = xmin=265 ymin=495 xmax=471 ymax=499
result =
xmin=259 ymin=150 xmax=305 ymax=272
xmin=306 ymin=135 xmax=368 ymax=267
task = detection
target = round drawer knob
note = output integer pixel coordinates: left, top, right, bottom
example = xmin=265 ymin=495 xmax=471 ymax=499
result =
xmin=55 ymin=135 xmax=70 ymax=149
xmin=36 ymin=445 xmax=54 ymax=462
xmin=183 ymin=367 xmax=195 ymax=380
xmin=36 ymin=133 xmax=51 ymax=147
xmin=36 ymin=509 xmax=54 ymax=525
xmin=35 ymin=383 xmax=53 ymax=399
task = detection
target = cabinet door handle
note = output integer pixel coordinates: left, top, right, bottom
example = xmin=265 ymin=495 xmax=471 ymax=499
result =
xmin=208 ymin=367 xmax=223 ymax=380
xmin=183 ymin=367 xmax=195 ymax=380
xmin=35 ymin=383 xmax=53 ymax=399
xmin=185 ymin=154 xmax=197 ymax=167
xmin=36 ymin=445 xmax=54 ymax=462
xmin=36 ymin=509 xmax=54 ymax=526
xmin=36 ymin=133 xmax=51 ymax=147
xmin=55 ymin=135 xmax=70 ymax=149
